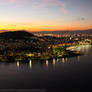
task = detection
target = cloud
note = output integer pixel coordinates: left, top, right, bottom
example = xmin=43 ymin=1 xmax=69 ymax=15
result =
xmin=0 ymin=0 xmax=19 ymax=5
xmin=76 ymin=17 xmax=85 ymax=21
xmin=72 ymin=17 xmax=85 ymax=22
xmin=0 ymin=0 xmax=68 ymax=13
xmin=30 ymin=0 xmax=68 ymax=13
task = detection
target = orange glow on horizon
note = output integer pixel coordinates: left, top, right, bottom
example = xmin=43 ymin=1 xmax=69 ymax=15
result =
xmin=0 ymin=27 xmax=92 ymax=32
xmin=0 ymin=23 xmax=92 ymax=32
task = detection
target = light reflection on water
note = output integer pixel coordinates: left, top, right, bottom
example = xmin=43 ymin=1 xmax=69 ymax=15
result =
xmin=76 ymin=45 xmax=92 ymax=54
xmin=13 ymin=45 xmax=92 ymax=70
xmin=16 ymin=61 xmax=20 ymax=68
xmin=15 ymin=56 xmax=81 ymax=70
xmin=62 ymin=58 xmax=65 ymax=63
xmin=77 ymin=56 xmax=80 ymax=62
xmin=0 ymin=45 xmax=92 ymax=89
xmin=29 ymin=60 xmax=32 ymax=69
xmin=53 ymin=58 xmax=56 ymax=65
xmin=46 ymin=60 xmax=49 ymax=67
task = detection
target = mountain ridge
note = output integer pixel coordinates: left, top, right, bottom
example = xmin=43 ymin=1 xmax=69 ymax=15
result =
xmin=31 ymin=29 xmax=92 ymax=34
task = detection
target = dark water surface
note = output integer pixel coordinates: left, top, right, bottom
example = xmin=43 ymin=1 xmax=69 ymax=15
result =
xmin=0 ymin=45 xmax=92 ymax=92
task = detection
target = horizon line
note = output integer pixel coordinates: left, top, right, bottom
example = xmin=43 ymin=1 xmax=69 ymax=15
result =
xmin=0 ymin=28 xmax=92 ymax=33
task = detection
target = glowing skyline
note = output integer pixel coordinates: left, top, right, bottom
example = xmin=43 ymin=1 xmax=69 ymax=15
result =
xmin=0 ymin=0 xmax=92 ymax=31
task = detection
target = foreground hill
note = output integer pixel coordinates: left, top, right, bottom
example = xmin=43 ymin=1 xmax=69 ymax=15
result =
xmin=0 ymin=31 xmax=48 ymax=53
xmin=0 ymin=30 xmax=35 ymax=40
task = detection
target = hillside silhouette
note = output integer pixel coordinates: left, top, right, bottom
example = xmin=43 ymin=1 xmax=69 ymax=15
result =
xmin=0 ymin=30 xmax=35 ymax=40
xmin=0 ymin=30 xmax=48 ymax=53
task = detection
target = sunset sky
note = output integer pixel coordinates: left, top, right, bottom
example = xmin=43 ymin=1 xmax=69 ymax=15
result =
xmin=0 ymin=0 xmax=92 ymax=31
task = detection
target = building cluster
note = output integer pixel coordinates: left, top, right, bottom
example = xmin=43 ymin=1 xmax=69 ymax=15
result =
xmin=0 ymin=32 xmax=91 ymax=60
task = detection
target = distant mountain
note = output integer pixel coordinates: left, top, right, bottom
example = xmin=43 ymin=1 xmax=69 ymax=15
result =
xmin=32 ymin=29 xmax=92 ymax=34
xmin=0 ymin=30 xmax=35 ymax=40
